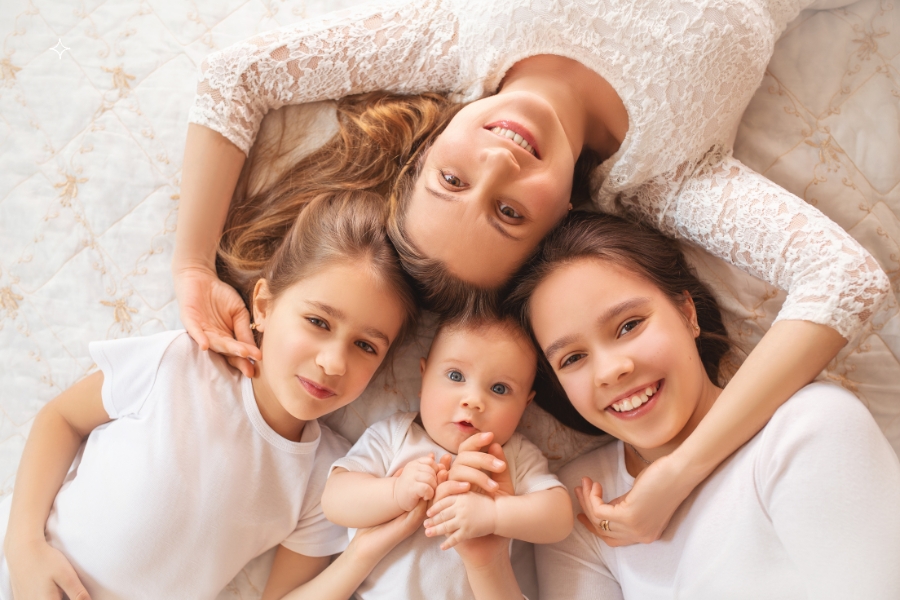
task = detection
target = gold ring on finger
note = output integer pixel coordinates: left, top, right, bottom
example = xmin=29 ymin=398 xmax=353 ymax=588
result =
xmin=600 ymin=519 xmax=610 ymax=532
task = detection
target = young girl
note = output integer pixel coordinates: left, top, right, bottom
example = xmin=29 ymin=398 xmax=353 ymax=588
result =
xmin=506 ymin=211 xmax=900 ymax=599
xmin=322 ymin=314 xmax=573 ymax=599
xmin=0 ymin=192 xmax=421 ymax=599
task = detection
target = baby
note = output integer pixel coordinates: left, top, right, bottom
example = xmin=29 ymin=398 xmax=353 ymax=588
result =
xmin=322 ymin=314 xmax=574 ymax=599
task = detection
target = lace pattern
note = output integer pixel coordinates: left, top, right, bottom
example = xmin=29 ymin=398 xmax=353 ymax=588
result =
xmin=187 ymin=0 xmax=889 ymax=339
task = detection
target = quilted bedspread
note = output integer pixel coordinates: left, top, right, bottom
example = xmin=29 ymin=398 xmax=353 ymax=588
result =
xmin=1 ymin=0 xmax=898 ymax=596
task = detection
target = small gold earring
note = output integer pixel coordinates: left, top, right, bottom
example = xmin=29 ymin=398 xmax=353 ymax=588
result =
xmin=250 ymin=322 xmax=259 ymax=331
xmin=568 ymin=203 xmax=573 ymax=211
xmin=693 ymin=323 xmax=700 ymax=334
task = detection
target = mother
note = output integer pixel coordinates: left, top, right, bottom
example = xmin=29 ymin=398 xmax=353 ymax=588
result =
xmin=510 ymin=211 xmax=900 ymax=599
xmin=173 ymin=0 xmax=890 ymax=542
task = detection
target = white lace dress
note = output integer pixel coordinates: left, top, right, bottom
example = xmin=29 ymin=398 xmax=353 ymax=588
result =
xmin=187 ymin=0 xmax=889 ymax=343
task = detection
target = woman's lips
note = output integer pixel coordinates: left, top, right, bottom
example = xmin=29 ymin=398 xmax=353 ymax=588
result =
xmin=483 ymin=120 xmax=541 ymax=158
xmin=606 ymin=380 xmax=664 ymax=420
xmin=297 ymin=376 xmax=335 ymax=400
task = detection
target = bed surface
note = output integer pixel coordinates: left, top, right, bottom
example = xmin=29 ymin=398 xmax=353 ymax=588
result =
xmin=1 ymin=0 xmax=898 ymax=596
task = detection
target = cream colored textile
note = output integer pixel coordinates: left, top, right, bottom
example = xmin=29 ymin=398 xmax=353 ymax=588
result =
xmin=1 ymin=0 xmax=899 ymax=596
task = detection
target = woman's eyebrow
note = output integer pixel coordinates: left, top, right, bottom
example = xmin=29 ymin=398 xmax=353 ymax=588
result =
xmin=543 ymin=297 xmax=652 ymax=361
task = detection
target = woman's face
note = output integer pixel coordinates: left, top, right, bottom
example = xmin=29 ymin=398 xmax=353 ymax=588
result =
xmin=406 ymin=91 xmax=578 ymax=287
xmin=529 ymin=258 xmax=715 ymax=451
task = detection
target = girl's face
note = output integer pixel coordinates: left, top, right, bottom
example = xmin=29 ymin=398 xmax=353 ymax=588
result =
xmin=406 ymin=91 xmax=577 ymax=287
xmin=251 ymin=261 xmax=406 ymax=437
xmin=529 ymin=259 xmax=718 ymax=452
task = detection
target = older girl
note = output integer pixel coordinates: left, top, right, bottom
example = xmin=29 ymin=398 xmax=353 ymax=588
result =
xmin=2 ymin=193 xmax=424 ymax=599
xmin=173 ymin=0 xmax=892 ymax=545
xmin=508 ymin=211 xmax=900 ymax=599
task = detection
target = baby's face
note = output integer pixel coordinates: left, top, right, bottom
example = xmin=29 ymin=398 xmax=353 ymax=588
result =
xmin=419 ymin=324 xmax=537 ymax=454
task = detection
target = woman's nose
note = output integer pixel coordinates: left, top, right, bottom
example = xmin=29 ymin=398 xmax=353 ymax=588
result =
xmin=480 ymin=145 xmax=521 ymax=185
xmin=592 ymin=351 xmax=634 ymax=388
xmin=316 ymin=344 xmax=346 ymax=377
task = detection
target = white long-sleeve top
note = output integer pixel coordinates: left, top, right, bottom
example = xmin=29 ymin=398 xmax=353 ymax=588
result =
xmin=187 ymin=0 xmax=890 ymax=340
xmin=535 ymin=382 xmax=900 ymax=600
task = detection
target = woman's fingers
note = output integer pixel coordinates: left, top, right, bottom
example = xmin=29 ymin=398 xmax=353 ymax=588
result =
xmin=433 ymin=480 xmax=470 ymax=504
xmin=453 ymin=451 xmax=507 ymax=474
xmin=485 ymin=443 xmax=515 ymax=496
xmin=447 ymin=464 xmax=500 ymax=494
xmin=457 ymin=431 xmax=494 ymax=454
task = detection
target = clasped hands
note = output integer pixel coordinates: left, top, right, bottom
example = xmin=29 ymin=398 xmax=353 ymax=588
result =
xmin=390 ymin=432 xmax=511 ymax=552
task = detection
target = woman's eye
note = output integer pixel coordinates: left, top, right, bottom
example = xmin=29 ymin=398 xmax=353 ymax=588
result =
xmin=560 ymin=353 xmax=586 ymax=369
xmin=491 ymin=383 xmax=508 ymax=395
xmin=619 ymin=319 xmax=642 ymax=337
xmin=441 ymin=171 xmax=465 ymax=188
xmin=448 ymin=370 xmax=464 ymax=382
xmin=499 ymin=203 xmax=522 ymax=220
xmin=307 ymin=317 xmax=329 ymax=330
xmin=355 ymin=340 xmax=377 ymax=355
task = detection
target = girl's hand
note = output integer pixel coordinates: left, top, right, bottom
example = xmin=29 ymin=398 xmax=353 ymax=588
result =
xmin=446 ymin=432 xmax=508 ymax=496
xmin=575 ymin=453 xmax=684 ymax=546
xmin=7 ymin=537 xmax=91 ymax=600
xmin=173 ymin=265 xmax=261 ymax=378
xmin=392 ymin=454 xmax=440 ymax=511
xmin=351 ymin=499 xmax=428 ymax=562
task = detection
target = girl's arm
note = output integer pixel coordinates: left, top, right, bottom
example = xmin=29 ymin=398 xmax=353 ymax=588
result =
xmin=4 ymin=372 xmax=111 ymax=599
xmin=175 ymin=0 xmax=460 ymax=369
xmin=592 ymin=155 xmax=888 ymax=545
xmin=263 ymin=501 xmax=428 ymax=600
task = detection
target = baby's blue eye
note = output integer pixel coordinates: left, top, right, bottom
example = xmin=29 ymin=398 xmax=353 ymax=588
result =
xmin=491 ymin=383 xmax=508 ymax=395
xmin=448 ymin=370 xmax=464 ymax=382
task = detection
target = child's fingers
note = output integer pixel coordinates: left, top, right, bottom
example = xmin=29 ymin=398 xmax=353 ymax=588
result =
xmin=447 ymin=464 xmax=500 ymax=494
xmin=425 ymin=511 xmax=458 ymax=539
xmin=426 ymin=494 xmax=456 ymax=518
xmin=440 ymin=529 xmax=465 ymax=551
xmin=433 ymin=480 xmax=469 ymax=503
xmin=452 ymin=451 xmax=507 ymax=474
xmin=457 ymin=431 xmax=494 ymax=454
xmin=439 ymin=453 xmax=453 ymax=471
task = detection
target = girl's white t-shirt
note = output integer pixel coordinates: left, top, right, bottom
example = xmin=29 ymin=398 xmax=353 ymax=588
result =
xmin=0 ymin=330 xmax=349 ymax=599
xmin=536 ymin=382 xmax=900 ymax=600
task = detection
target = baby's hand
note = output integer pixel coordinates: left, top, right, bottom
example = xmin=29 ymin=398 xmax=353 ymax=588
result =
xmin=447 ymin=432 xmax=507 ymax=496
xmin=423 ymin=490 xmax=497 ymax=550
xmin=392 ymin=453 xmax=440 ymax=511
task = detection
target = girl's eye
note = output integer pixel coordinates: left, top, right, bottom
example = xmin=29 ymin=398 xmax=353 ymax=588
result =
xmin=499 ymin=203 xmax=522 ymax=220
xmin=491 ymin=383 xmax=508 ymax=395
xmin=619 ymin=319 xmax=642 ymax=337
xmin=560 ymin=353 xmax=586 ymax=369
xmin=441 ymin=171 xmax=465 ymax=188
xmin=355 ymin=340 xmax=377 ymax=355
xmin=448 ymin=370 xmax=464 ymax=382
xmin=307 ymin=317 xmax=329 ymax=330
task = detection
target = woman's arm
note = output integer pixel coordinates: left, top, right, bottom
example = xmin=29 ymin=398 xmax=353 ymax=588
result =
xmin=175 ymin=0 xmax=460 ymax=369
xmin=5 ymin=372 xmax=112 ymax=600
xmin=590 ymin=155 xmax=889 ymax=545
xmin=263 ymin=502 xmax=428 ymax=600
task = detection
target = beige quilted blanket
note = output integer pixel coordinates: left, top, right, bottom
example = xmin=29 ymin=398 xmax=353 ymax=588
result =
xmin=1 ymin=0 xmax=898 ymax=596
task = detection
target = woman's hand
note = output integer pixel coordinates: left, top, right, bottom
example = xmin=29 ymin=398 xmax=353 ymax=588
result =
xmin=445 ymin=432 xmax=508 ymax=495
xmin=7 ymin=537 xmax=91 ymax=600
xmin=575 ymin=453 xmax=687 ymax=546
xmin=173 ymin=265 xmax=261 ymax=377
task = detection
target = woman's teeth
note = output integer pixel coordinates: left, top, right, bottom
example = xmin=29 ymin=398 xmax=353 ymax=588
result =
xmin=489 ymin=126 xmax=536 ymax=156
xmin=610 ymin=384 xmax=659 ymax=413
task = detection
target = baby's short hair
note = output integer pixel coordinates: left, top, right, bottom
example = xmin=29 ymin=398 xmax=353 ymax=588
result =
xmin=430 ymin=309 xmax=537 ymax=367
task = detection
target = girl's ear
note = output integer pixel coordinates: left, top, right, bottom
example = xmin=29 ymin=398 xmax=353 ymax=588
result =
xmin=526 ymin=389 xmax=536 ymax=406
xmin=680 ymin=290 xmax=699 ymax=336
xmin=252 ymin=279 xmax=273 ymax=333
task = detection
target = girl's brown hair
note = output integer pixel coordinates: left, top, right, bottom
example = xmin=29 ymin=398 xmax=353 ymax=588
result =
xmin=505 ymin=211 xmax=732 ymax=436
xmin=223 ymin=90 xmax=599 ymax=320
xmin=217 ymin=190 xmax=419 ymax=359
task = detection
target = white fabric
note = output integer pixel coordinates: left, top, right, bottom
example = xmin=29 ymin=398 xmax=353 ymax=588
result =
xmin=331 ymin=411 xmax=564 ymax=600
xmin=535 ymin=382 xmax=900 ymax=600
xmin=188 ymin=0 xmax=890 ymax=343
xmin=0 ymin=330 xmax=350 ymax=600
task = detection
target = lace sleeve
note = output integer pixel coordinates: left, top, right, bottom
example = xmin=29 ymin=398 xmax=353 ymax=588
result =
xmin=188 ymin=0 xmax=460 ymax=155
xmin=619 ymin=152 xmax=891 ymax=341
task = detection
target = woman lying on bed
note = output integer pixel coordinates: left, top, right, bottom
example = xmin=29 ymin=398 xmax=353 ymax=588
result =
xmin=506 ymin=211 xmax=900 ymax=599
xmin=173 ymin=0 xmax=891 ymax=546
